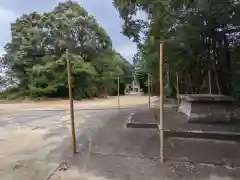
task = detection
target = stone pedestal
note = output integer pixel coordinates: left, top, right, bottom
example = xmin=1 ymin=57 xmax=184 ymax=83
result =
xmin=178 ymin=94 xmax=234 ymax=123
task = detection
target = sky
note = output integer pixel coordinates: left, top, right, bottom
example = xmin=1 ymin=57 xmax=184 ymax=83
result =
xmin=0 ymin=0 xmax=138 ymax=62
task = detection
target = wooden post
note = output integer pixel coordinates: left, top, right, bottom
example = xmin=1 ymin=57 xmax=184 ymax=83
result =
xmin=150 ymin=74 xmax=153 ymax=95
xmin=208 ymin=70 xmax=212 ymax=94
xmin=159 ymin=43 xmax=164 ymax=163
xmin=148 ymin=73 xmax=150 ymax=108
xmin=118 ymin=76 xmax=120 ymax=109
xmin=176 ymin=72 xmax=180 ymax=105
xmin=214 ymin=69 xmax=221 ymax=94
xmin=66 ymin=49 xmax=77 ymax=154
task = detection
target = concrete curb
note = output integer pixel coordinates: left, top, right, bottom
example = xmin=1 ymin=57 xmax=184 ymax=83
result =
xmin=126 ymin=122 xmax=159 ymax=129
xmin=164 ymin=130 xmax=240 ymax=141
xmin=126 ymin=121 xmax=240 ymax=141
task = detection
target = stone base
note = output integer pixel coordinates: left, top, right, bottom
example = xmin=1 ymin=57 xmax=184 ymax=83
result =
xmin=128 ymin=91 xmax=144 ymax=95
xmin=178 ymin=94 xmax=233 ymax=123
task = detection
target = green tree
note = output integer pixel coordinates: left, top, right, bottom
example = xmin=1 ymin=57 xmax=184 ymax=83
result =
xmin=114 ymin=0 xmax=240 ymax=98
xmin=1 ymin=1 xmax=132 ymax=99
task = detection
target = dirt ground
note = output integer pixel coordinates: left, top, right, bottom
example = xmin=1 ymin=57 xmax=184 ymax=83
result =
xmin=0 ymin=95 xmax=158 ymax=114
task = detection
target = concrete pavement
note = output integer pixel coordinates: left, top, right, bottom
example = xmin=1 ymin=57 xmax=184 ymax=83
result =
xmin=49 ymin=108 xmax=240 ymax=180
xmin=0 ymin=108 xmax=121 ymax=180
xmin=1 ymin=95 xmax=240 ymax=180
xmin=0 ymin=95 xmax=156 ymax=180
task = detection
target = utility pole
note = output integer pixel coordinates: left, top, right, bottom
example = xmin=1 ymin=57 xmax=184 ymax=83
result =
xmin=118 ymin=76 xmax=120 ymax=109
xmin=159 ymin=42 xmax=164 ymax=163
xmin=66 ymin=49 xmax=77 ymax=154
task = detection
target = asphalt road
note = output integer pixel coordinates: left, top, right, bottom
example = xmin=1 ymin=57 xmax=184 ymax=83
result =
xmin=49 ymin=108 xmax=240 ymax=180
xmin=1 ymin=107 xmax=240 ymax=180
xmin=0 ymin=108 xmax=130 ymax=180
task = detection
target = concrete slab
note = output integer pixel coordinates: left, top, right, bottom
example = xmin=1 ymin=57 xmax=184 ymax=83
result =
xmin=134 ymin=108 xmax=240 ymax=140
xmin=49 ymin=109 xmax=240 ymax=180
xmin=153 ymin=108 xmax=240 ymax=133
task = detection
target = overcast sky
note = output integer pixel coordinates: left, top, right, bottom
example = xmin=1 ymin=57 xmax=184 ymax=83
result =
xmin=0 ymin=0 xmax=137 ymax=63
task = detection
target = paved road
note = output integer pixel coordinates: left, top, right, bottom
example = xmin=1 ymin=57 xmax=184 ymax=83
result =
xmin=49 ymin=108 xmax=240 ymax=180
xmin=1 ymin=106 xmax=240 ymax=180
xmin=0 ymin=108 xmax=130 ymax=180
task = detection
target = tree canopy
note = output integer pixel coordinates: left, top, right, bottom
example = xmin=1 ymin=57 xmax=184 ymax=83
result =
xmin=0 ymin=1 xmax=132 ymax=99
xmin=114 ymin=0 xmax=240 ymax=99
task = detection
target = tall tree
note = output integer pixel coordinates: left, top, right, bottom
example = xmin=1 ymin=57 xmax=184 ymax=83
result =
xmin=114 ymin=0 xmax=240 ymax=98
xmin=1 ymin=1 xmax=132 ymax=99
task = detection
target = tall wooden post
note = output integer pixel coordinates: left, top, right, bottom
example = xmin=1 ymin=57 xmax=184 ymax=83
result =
xmin=118 ymin=76 xmax=120 ymax=109
xmin=176 ymin=72 xmax=180 ymax=105
xmin=159 ymin=43 xmax=164 ymax=163
xmin=66 ymin=49 xmax=77 ymax=154
xmin=150 ymin=74 xmax=153 ymax=95
xmin=148 ymin=73 xmax=151 ymax=108
xmin=208 ymin=70 xmax=212 ymax=94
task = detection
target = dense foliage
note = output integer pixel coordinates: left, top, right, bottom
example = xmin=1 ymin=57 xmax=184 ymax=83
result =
xmin=114 ymin=0 xmax=240 ymax=99
xmin=0 ymin=1 xmax=132 ymax=99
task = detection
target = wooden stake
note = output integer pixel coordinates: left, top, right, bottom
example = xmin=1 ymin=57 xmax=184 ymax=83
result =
xmin=176 ymin=72 xmax=180 ymax=105
xmin=214 ymin=68 xmax=221 ymax=94
xmin=148 ymin=73 xmax=150 ymax=108
xmin=159 ymin=43 xmax=164 ymax=163
xmin=66 ymin=49 xmax=77 ymax=154
xmin=118 ymin=76 xmax=120 ymax=109
xmin=208 ymin=70 xmax=212 ymax=94
xmin=151 ymin=74 xmax=153 ymax=95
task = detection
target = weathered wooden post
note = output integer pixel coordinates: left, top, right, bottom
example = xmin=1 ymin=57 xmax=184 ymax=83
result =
xmin=176 ymin=72 xmax=180 ymax=105
xmin=118 ymin=76 xmax=120 ymax=109
xmin=148 ymin=73 xmax=151 ymax=108
xmin=66 ymin=49 xmax=77 ymax=154
xmin=159 ymin=42 xmax=164 ymax=163
xmin=208 ymin=70 xmax=212 ymax=94
xmin=150 ymin=73 xmax=153 ymax=95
